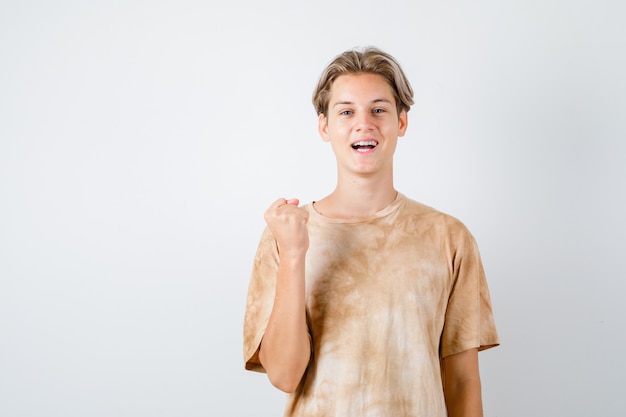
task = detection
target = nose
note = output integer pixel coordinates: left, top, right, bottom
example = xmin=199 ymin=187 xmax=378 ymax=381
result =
xmin=355 ymin=111 xmax=375 ymax=131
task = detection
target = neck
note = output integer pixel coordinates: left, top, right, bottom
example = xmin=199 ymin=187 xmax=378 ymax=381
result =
xmin=315 ymin=170 xmax=397 ymax=219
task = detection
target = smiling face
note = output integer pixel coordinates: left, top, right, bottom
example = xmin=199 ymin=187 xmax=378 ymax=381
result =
xmin=318 ymin=73 xmax=408 ymax=179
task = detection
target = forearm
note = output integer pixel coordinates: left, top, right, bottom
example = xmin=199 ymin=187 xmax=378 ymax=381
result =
xmin=259 ymin=253 xmax=311 ymax=393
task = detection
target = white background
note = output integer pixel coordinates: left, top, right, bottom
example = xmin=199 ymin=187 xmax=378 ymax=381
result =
xmin=1 ymin=1 xmax=625 ymax=416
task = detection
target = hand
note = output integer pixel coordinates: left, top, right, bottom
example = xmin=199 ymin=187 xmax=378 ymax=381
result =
xmin=264 ymin=198 xmax=310 ymax=257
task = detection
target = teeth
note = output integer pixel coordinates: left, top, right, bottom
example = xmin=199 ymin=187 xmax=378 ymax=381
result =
xmin=352 ymin=140 xmax=377 ymax=153
xmin=353 ymin=140 xmax=377 ymax=147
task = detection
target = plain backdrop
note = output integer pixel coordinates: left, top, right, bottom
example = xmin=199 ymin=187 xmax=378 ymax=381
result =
xmin=1 ymin=1 xmax=625 ymax=416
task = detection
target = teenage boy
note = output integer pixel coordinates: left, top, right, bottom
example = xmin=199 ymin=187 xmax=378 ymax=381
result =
xmin=243 ymin=47 xmax=499 ymax=417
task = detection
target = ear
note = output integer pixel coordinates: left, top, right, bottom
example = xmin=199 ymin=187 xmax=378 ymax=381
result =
xmin=318 ymin=113 xmax=330 ymax=142
xmin=398 ymin=109 xmax=408 ymax=137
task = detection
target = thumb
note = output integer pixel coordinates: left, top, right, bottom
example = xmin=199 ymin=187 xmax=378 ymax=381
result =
xmin=285 ymin=198 xmax=300 ymax=206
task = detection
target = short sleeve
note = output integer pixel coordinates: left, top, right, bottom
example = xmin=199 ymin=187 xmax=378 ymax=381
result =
xmin=243 ymin=227 xmax=279 ymax=373
xmin=440 ymin=227 xmax=499 ymax=358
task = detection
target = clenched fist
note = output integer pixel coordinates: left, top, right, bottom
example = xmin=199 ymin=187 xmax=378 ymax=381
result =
xmin=264 ymin=198 xmax=310 ymax=257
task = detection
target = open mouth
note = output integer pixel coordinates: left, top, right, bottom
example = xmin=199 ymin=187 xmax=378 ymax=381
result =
xmin=351 ymin=140 xmax=378 ymax=152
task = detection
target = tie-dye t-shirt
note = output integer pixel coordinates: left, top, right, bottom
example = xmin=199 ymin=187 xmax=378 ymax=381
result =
xmin=244 ymin=193 xmax=499 ymax=417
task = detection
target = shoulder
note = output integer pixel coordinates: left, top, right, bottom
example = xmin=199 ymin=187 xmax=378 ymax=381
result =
xmin=398 ymin=194 xmax=477 ymax=244
xmin=400 ymin=195 xmax=468 ymax=229
xmin=253 ymin=226 xmax=279 ymax=262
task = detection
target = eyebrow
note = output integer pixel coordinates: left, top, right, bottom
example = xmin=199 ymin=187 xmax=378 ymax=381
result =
xmin=332 ymin=98 xmax=393 ymax=107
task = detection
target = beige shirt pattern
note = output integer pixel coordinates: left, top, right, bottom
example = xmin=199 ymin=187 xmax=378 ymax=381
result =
xmin=244 ymin=193 xmax=499 ymax=417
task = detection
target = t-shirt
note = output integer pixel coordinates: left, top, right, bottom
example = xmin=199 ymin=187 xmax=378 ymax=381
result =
xmin=243 ymin=193 xmax=499 ymax=417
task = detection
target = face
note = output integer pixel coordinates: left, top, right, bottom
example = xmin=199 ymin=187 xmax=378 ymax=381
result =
xmin=318 ymin=73 xmax=408 ymax=178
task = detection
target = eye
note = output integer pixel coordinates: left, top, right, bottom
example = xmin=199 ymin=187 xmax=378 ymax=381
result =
xmin=340 ymin=110 xmax=353 ymax=116
xmin=373 ymin=108 xmax=385 ymax=114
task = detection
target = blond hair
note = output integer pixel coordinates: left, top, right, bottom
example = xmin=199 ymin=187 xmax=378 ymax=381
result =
xmin=312 ymin=47 xmax=414 ymax=117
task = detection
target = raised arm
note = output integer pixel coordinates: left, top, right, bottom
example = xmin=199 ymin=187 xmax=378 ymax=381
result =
xmin=258 ymin=198 xmax=312 ymax=393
